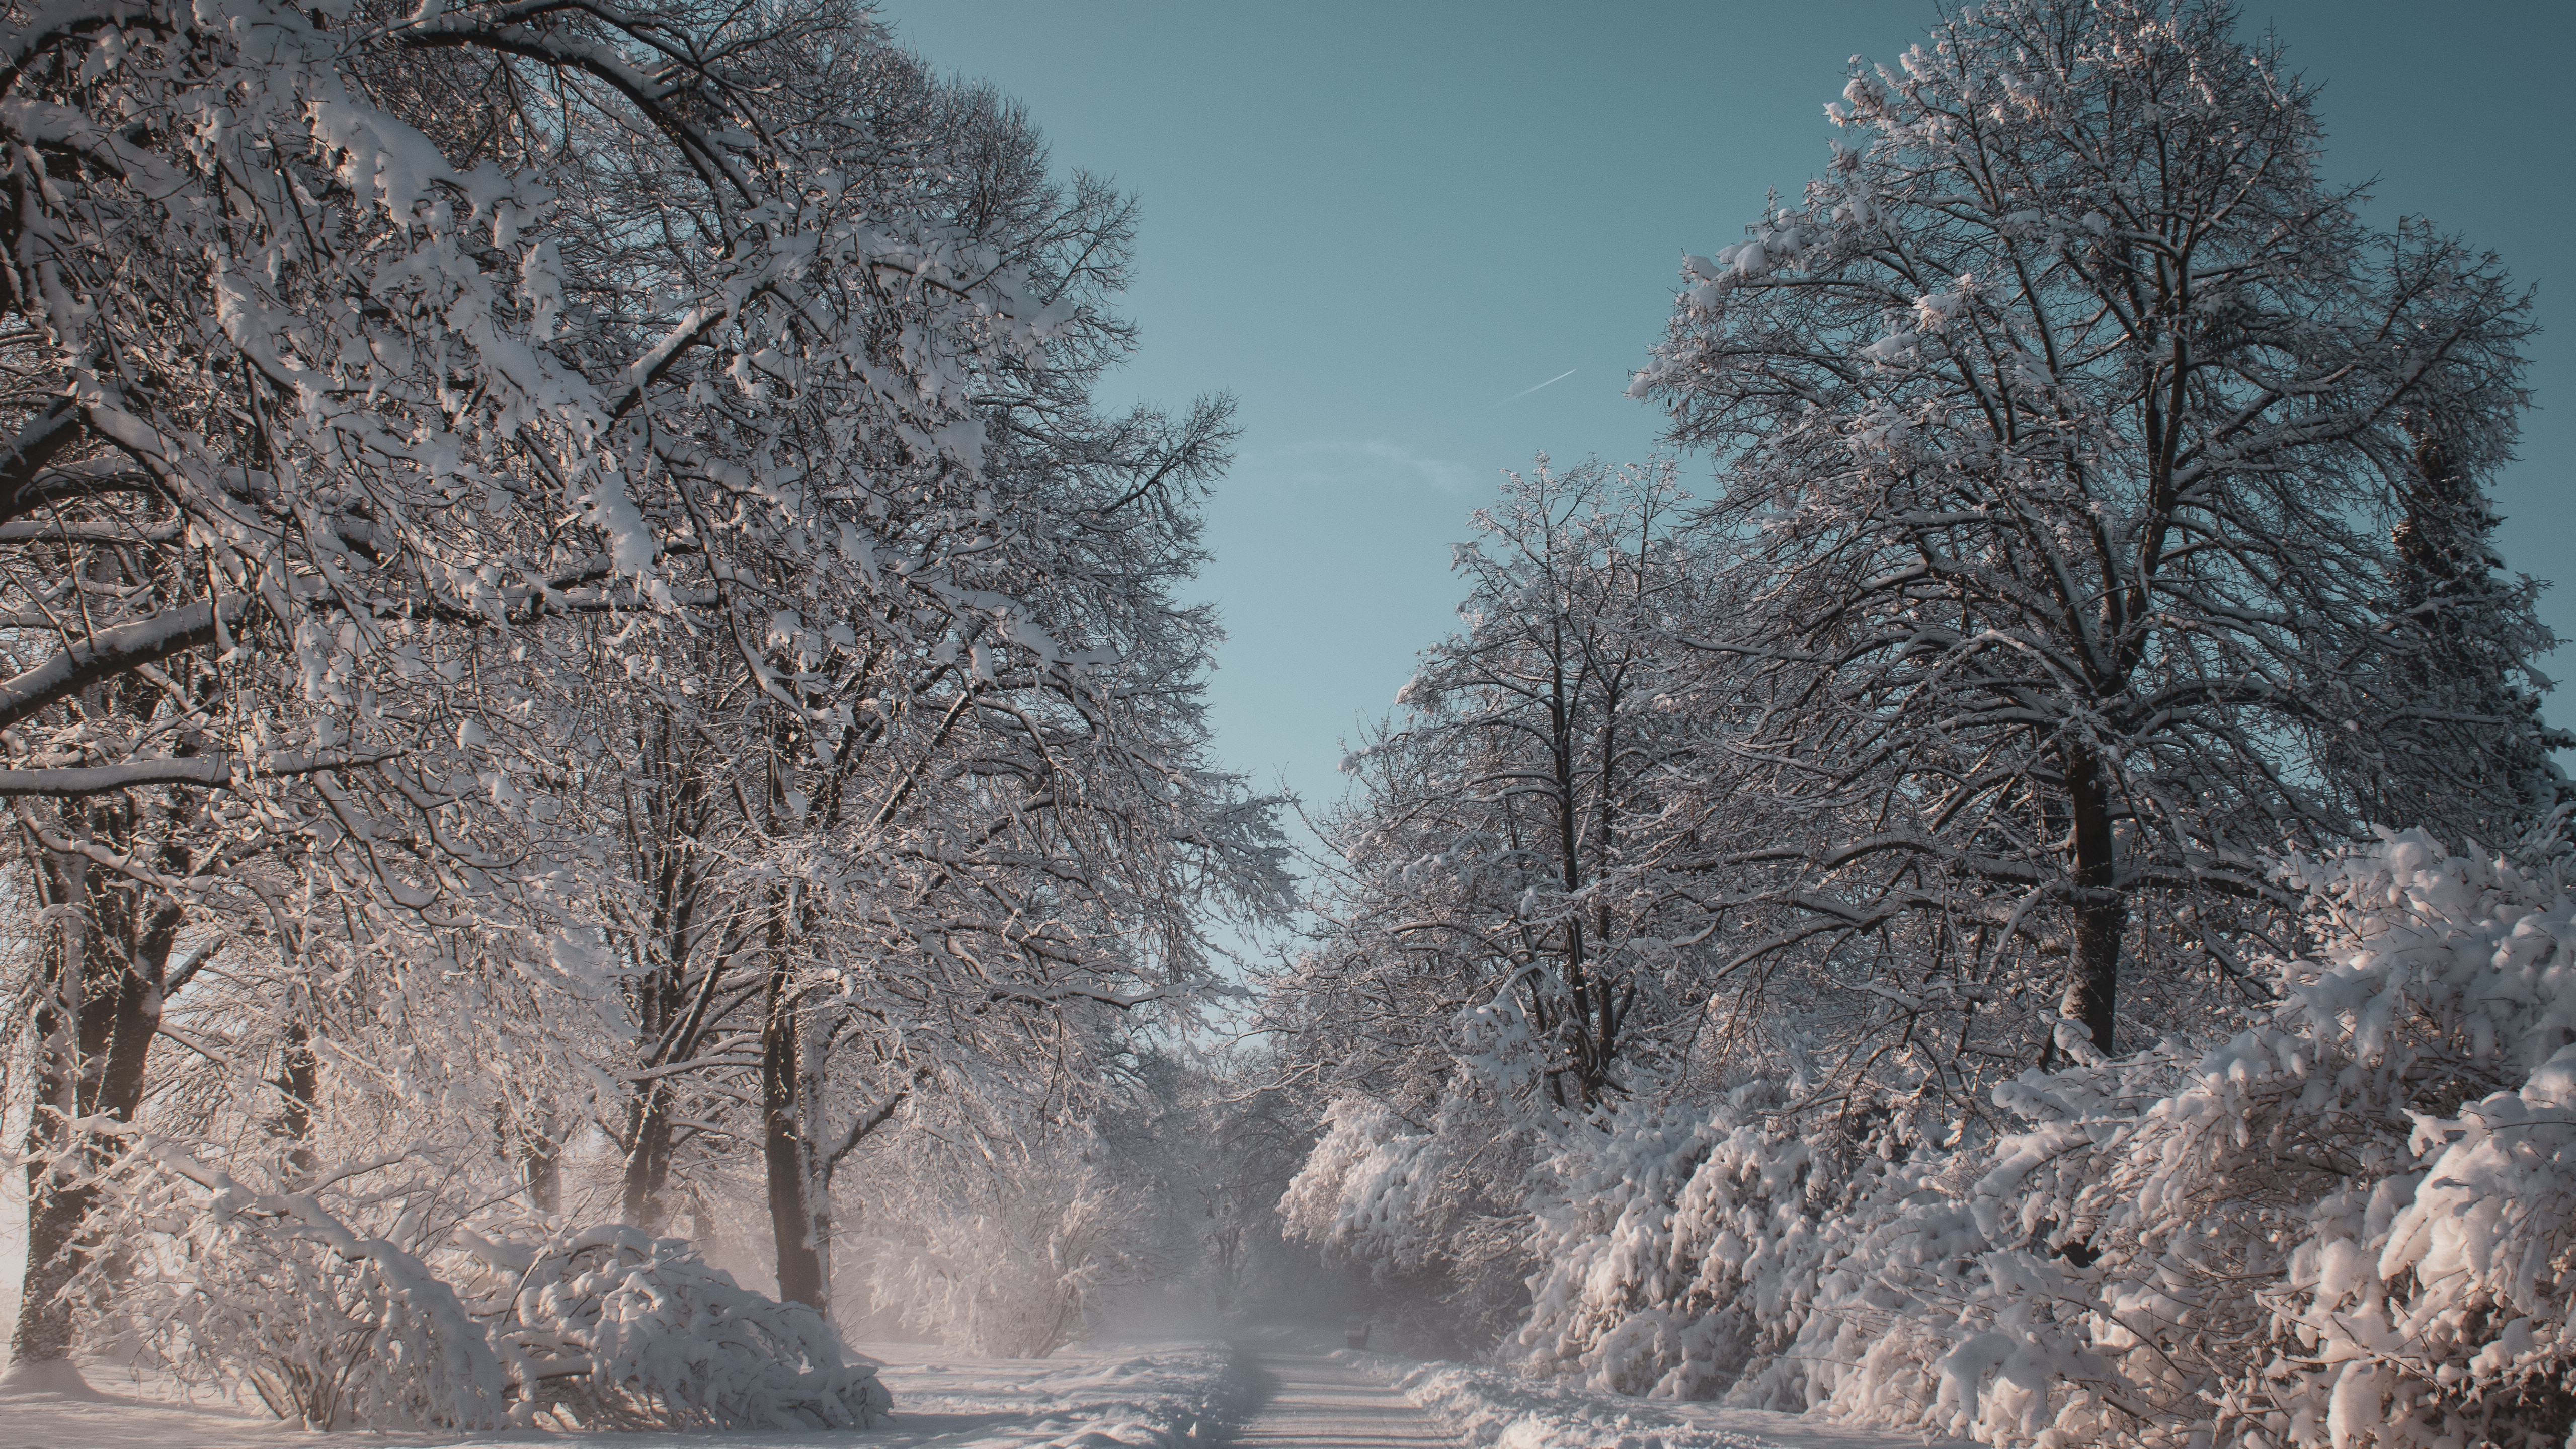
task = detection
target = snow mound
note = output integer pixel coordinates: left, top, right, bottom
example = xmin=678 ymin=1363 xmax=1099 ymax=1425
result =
xmin=0 ymin=1357 xmax=107 ymax=1399
xmin=459 ymin=1223 xmax=889 ymax=1430
xmin=104 ymin=1148 xmax=891 ymax=1432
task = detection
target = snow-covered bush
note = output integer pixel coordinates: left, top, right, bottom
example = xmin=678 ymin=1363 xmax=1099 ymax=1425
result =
xmin=107 ymin=1147 xmax=506 ymax=1429
xmin=2001 ymin=828 xmax=2576 ymax=1449
xmin=101 ymin=1147 xmax=884 ymax=1431
xmin=458 ymin=1223 xmax=886 ymax=1430
xmin=1503 ymin=828 xmax=2576 ymax=1447
xmin=1508 ymin=1083 xmax=1936 ymax=1402
xmin=1278 ymin=1100 xmax=1460 ymax=1278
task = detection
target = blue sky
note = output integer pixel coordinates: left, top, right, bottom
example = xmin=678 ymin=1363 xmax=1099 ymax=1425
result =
xmin=886 ymin=1 xmax=2576 ymax=841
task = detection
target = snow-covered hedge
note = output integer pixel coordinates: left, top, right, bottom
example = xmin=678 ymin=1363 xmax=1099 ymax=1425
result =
xmin=1500 ymin=829 xmax=2576 ymax=1447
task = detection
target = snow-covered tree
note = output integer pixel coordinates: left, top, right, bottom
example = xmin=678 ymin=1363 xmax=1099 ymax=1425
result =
xmin=561 ymin=58 xmax=1290 ymax=1309
xmin=1309 ymin=458 xmax=1708 ymax=1112
xmin=2333 ymin=430 xmax=2569 ymax=842
xmin=1632 ymin=0 xmax=2539 ymax=1060
xmin=1267 ymin=458 xmax=1744 ymax=1343
xmin=0 ymin=0 xmax=1281 ymax=1406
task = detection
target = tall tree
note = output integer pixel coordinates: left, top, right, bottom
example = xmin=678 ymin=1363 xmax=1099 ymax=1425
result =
xmin=2330 ymin=430 xmax=2568 ymax=842
xmin=1301 ymin=458 xmax=1709 ymax=1115
xmin=1264 ymin=460 xmax=1738 ymax=1341
xmin=1633 ymin=0 xmax=2537 ymax=1058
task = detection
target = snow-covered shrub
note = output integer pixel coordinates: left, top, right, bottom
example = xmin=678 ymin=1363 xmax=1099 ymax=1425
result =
xmin=457 ymin=1223 xmax=886 ymax=1429
xmin=1508 ymin=1082 xmax=1939 ymax=1402
xmin=1506 ymin=828 xmax=2576 ymax=1447
xmin=1841 ymin=828 xmax=2576 ymax=1448
xmin=1278 ymin=1099 xmax=1458 ymax=1277
xmin=102 ymin=1146 xmax=884 ymax=1431
xmin=109 ymin=1146 xmax=506 ymax=1429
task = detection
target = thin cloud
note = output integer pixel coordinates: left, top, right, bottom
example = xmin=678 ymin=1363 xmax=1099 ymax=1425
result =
xmin=1256 ymin=440 xmax=1477 ymax=495
xmin=1493 ymin=368 xmax=1576 ymax=406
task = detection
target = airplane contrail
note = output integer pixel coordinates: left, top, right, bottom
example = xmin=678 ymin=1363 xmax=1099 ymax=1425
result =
xmin=1495 ymin=368 xmax=1577 ymax=406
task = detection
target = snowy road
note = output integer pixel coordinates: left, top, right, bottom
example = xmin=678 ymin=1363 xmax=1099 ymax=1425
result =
xmin=1229 ymin=1350 xmax=1461 ymax=1449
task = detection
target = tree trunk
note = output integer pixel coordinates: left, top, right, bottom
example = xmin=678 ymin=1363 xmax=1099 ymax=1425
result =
xmin=11 ymin=827 xmax=182 ymax=1370
xmin=521 ymin=1110 xmax=561 ymax=1216
xmin=620 ymin=1086 xmax=675 ymax=1230
xmin=2064 ymin=748 xmax=2126 ymax=1054
xmin=15 ymin=962 xmax=88 ymax=1369
xmin=763 ymin=976 xmax=826 ymax=1312
xmin=273 ymin=1015 xmax=318 ymax=1185
xmin=800 ymin=1027 xmax=836 ymax=1314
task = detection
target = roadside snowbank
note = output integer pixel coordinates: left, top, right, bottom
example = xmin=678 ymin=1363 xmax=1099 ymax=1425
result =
xmin=1335 ymin=1350 xmax=1972 ymax=1449
xmin=0 ymin=1338 xmax=1245 ymax=1449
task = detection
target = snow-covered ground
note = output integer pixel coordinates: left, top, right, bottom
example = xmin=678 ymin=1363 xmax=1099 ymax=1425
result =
xmin=827 ymin=1340 xmax=1246 ymax=1449
xmin=0 ymin=1339 xmax=1245 ymax=1449
xmin=1331 ymin=1346 xmax=1975 ymax=1449
xmin=0 ymin=1324 xmax=1968 ymax=1448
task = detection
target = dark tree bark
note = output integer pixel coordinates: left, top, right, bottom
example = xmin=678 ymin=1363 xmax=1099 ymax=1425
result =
xmin=611 ymin=707 xmax=733 ymax=1234
xmin=762 ymin=971 xmax=826 ymax=1312
xmin=272 ymin=1015 xmax=318 ymax=1185
xmin=11 ymin=800 xmax=186 ymax=1369
xmin=2064 ymin=748 xmax=2127 ymax=1054
xmin=621 ymin=1087 xmax=678 ymax=1229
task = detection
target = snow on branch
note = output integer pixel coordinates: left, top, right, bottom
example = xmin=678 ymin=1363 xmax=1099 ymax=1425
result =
xmin=0 ymin=594 xmax=248 ymax=730
xmin=0 ymin=748 xmax=399 ymax=796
